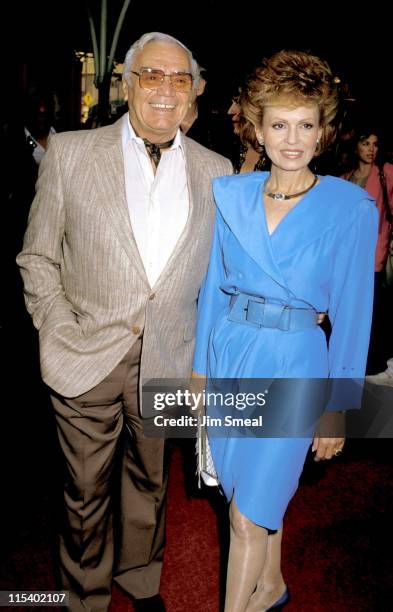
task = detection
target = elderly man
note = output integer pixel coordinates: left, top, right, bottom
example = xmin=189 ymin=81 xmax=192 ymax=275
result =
xmin=17 ymin=32 xmax=231 ymax=612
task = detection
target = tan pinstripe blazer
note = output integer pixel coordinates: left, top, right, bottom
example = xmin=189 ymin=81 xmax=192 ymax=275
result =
xmin=17 ymin=115 xmax=232 ymax=398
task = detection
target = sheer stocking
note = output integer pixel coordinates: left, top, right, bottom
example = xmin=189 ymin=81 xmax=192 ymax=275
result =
xmin=224 ymin=499 xmax=269 ymax=612
xmin=246 ymin=528 xmax=287 ymax=611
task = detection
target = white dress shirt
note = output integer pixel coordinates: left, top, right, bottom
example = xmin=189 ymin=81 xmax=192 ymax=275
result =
xmin=122 ymin=114 xmax=189 ymax=287
xmin=24 ymin=126 xmax=56 ymax=165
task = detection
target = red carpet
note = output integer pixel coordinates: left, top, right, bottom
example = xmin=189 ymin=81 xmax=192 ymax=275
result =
xmin=112 ymin=440 xmax=393 ymax=611
xmin=112 ymin=442 xmax=223 ymax=612
xmin=0 ymin=438 xmax=392 ymax=611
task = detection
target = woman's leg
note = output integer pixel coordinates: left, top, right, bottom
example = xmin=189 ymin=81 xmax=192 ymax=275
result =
xmin=224 ymin=499 xmax=269 ymax=612
xmin=246 ymin=528 xmax=287 ymax=611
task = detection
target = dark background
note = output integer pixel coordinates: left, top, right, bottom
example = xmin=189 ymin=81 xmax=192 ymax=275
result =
xmin=1 ymin=2 xmax=392 ymax=606
xmin=4 ymin=0 xmax=392 ymax=140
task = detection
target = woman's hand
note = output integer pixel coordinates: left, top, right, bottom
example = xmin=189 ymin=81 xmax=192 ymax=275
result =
xmin=317 ymin=312 xmax=326 ymax=324
xmin=312 ymin=436 xmax=345 ymax=461
xmin=312 ymin=410 xmax=345 ymax=461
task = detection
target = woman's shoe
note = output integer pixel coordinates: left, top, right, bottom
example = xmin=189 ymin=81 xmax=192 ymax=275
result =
xmin=266 ymin=587 xmax=290 ymax=611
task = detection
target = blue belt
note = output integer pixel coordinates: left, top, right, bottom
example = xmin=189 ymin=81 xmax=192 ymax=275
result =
xmin=228 ymin=293 xmax=318 ymax=331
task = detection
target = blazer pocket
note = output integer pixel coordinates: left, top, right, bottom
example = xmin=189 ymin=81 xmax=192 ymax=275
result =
xmin=184 ymin=319 xmax=196 ymax=342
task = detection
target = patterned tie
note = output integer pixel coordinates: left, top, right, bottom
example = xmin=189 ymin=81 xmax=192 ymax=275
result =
xmin=143 ymin=138 xmax=174 ymax=167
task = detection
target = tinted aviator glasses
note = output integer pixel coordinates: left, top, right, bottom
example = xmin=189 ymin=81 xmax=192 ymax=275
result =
xmin=131 ymin=68 xmax=193 ymax=92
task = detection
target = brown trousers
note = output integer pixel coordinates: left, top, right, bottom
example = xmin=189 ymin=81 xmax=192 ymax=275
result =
xmin=51 ymin=339 xmax=168 ymax=611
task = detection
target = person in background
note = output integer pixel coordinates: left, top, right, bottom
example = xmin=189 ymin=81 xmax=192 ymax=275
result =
xmin=17 ymin=31 xmax=231 ymax=612
xmin=3 ymin=88 xmax=58 ymax=345
xmin=228 ymin=91 xmax=267 ymax=172
xmin=5 ymin=88 xmax=57 ymax=245
xmin=342 ymin=127 xmax=393 ymax=275
xmin=342 ymin=127 xmax=393 ymax=378
xmin=180 ymin=76 xmax=206 ymax=135
xmin=193 ymin=49 xmax=377 ymax=611
xmin=24 ymin=88 xmax=57 ymax=166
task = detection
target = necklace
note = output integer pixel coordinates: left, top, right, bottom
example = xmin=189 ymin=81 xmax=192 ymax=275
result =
xmin=264 ymin=174 xmax=318 ymax=201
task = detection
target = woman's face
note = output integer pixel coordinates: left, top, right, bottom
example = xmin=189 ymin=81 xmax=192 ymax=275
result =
xmin=228 ymin=98 xmax=241 ymax=135
xmin=257 ymin=104 xmax=322 ymax=171
xmin=357 ymin=134 xmax=379 ymax=164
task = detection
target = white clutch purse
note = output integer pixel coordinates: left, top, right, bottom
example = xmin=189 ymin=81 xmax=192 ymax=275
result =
xmin=196 ymin=414 xmax=219 ymax=487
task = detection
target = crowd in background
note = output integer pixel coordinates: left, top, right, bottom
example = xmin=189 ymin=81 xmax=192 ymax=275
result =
xmin=1 ymin=37 xmax=392 ymax=612
xmin=3 ymin=80 xmax=392 ymax=380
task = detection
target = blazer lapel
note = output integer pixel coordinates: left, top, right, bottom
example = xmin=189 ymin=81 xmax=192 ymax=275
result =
xmin=213 ymin=173 xmax=287 ymax=288
xmin=92 ymin=118 xmax=149 ymax=286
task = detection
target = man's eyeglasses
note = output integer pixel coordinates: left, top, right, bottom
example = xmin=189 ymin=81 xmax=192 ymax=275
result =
xmin=131 ymin=68 xmax=193 ymax=92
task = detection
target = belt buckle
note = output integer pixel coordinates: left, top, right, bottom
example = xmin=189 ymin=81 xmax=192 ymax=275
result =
xmin=228 ymin=294 xmax=264 ymax=328
xmin=257 ymin=299 xmax=286 ymax=329
xmin=244 ymin=296 xmax=265 ymax=328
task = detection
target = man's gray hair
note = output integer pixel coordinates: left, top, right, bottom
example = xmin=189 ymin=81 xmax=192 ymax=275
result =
xmin=123 ymin=32 xmax=202 ymax=89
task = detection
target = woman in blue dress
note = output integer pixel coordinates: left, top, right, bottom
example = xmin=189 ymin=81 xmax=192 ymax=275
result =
xmin=193 ymin=50 xmax=378 ymax=611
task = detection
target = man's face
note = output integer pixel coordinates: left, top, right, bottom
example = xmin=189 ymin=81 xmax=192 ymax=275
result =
xmin=123 ymin=41 xmax=194 ymax=142
xmin=227 ymin=98 xmax=241 ymax=136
